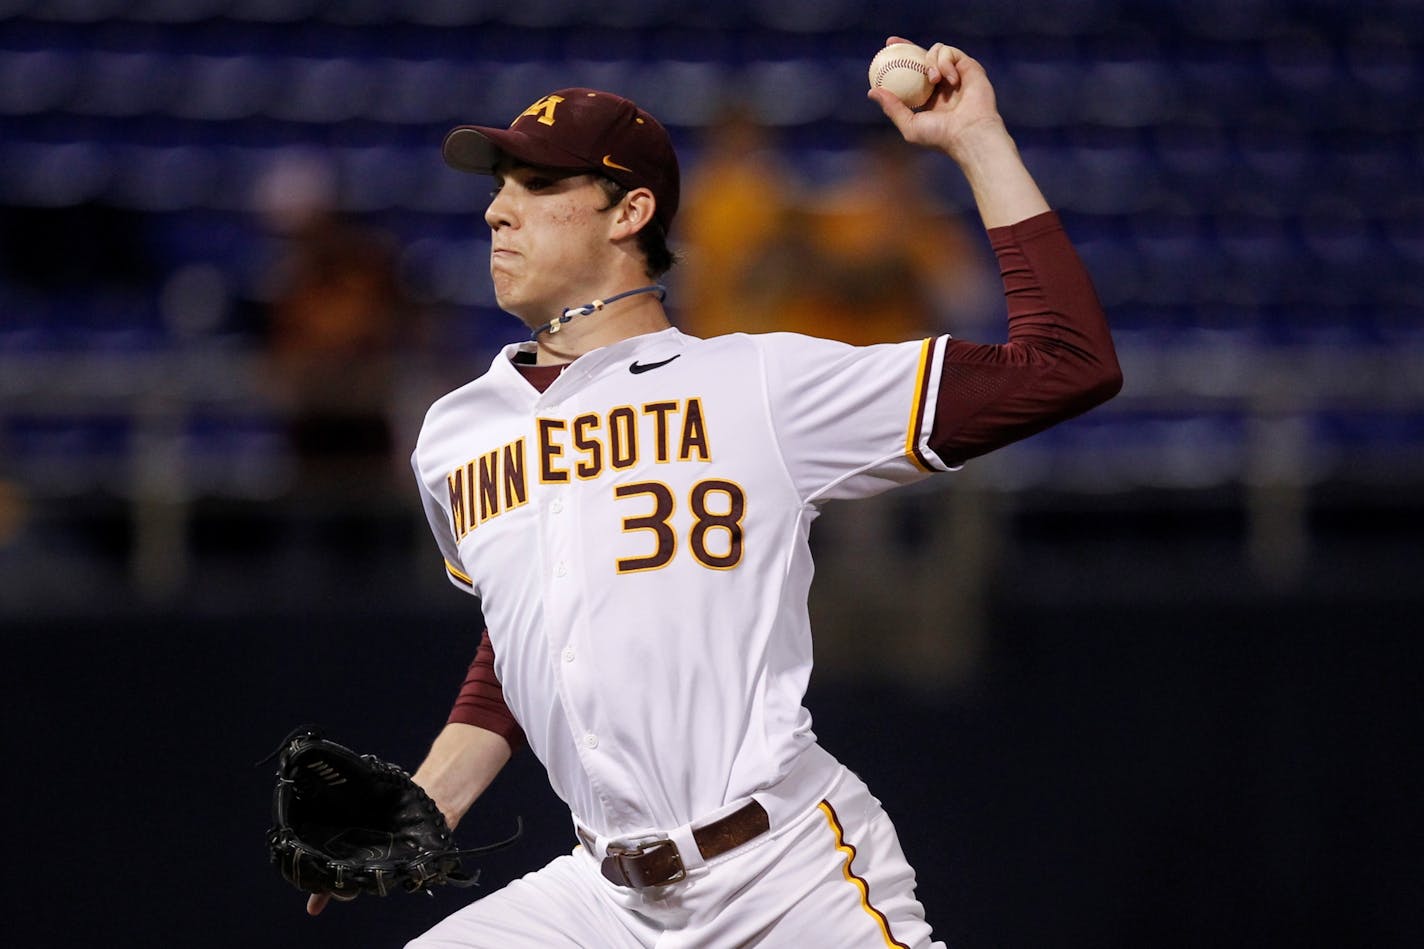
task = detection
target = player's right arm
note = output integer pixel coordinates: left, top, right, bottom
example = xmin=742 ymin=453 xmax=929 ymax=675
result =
xmin=307 ymin=630 xmax=517 ymax=917
xmin=416 ymin=627 xmax=522 ymax=831
xmin=411 ymin=721 xmax=514 ymax=831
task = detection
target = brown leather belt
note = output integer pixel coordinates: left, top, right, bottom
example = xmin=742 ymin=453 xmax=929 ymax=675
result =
xmin=577 ymin=799 xmax=770 ymax=889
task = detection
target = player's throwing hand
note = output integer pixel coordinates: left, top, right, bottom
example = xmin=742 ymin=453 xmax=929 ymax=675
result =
xmin=868 ymin=37 xmax=1004 ymax=161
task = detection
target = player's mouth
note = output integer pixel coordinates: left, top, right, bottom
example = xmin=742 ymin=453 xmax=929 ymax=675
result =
xmin=490 ymin=247 xmax=521 ymax=273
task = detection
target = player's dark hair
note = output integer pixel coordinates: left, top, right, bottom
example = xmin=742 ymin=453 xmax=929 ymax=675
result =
xmin=595 ymin=176 xmax=678 ymax=278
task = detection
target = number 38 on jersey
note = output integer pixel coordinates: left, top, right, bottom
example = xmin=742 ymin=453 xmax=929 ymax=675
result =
xmin=444 ymin=395 xmax=746 ymax=575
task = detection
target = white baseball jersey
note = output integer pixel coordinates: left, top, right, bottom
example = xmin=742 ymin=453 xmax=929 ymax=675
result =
xmin=412 ymin=326 xmax=953 ymax=838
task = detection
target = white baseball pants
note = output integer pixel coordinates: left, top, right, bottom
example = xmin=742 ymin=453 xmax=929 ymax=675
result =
xmin=405 ymin=749 xmax=944 ymax=949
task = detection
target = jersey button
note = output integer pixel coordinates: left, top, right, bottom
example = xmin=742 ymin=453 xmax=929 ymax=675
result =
xmin=583 ymin=733 xmax=598 ymax=749
xmin=554 ymin=561 xmax=567 ymax=577
xmin=551 ymin=498 xmax=564 ymax=514
xmin=562 ymin=646 xmax=575 ymax=663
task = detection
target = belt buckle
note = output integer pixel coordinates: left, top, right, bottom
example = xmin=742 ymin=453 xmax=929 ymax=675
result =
xmin=607 ymin=838 xmax=686 ymax=887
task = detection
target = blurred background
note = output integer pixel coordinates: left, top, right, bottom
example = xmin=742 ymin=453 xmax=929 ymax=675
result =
xmin=2 ymin=0 xmax=1420 ymax=946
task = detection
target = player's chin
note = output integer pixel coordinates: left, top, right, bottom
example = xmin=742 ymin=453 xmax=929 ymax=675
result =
xmin=494 ymin=290 xmax=546 ymax=329
xmin=490 ymin=273 xmax=561 ymax=328
xmin=489 ymin=273 xmax=526 ymax=311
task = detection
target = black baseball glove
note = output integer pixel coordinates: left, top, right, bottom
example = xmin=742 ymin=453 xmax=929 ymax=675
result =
xmin=265 ymin=728 xmax=520 ymax=899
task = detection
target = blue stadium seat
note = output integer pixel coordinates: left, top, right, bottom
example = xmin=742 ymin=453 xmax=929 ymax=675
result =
xmin=1294 ymin=197 xmax=1392 ymax=308
xmin=337 ymin=145 xmax=422 ymax=212
xmin=1212 ymin=210 xmax=1300 ymax=311
xmin=1149 ymin=119 xmax=1235 ymax=211
xmin=1331 ymin=139 xmax=1421 ymax=217
xmin=1232 ymin=118 xmax=1315 ymax=203
xmin=107 ymin=144 xmax=221 ymax=211
xmin=612 ymin=60 xmax=726 ymax=128
xmin=0 ymin=49 xmax=80 ymax=114
xmin=1169 ymin=0 xmax=1291 ymax=42
xmin=1078 ymin=57 xmax=1178 ymax=128
xmin=224 ymin=0 xmax=323 ymax=24
xmin=1344 ymin=19 xmax=1422 ymax=99
xmin=125 ymin=0 xmax=230 ymax=23
xmin=169 ymin=54 xmax=280 ymax=121
xmin=1382 ymin=199 xmax=1424 ymax=276
xmin=71 ymin=50 xmax=176 ymax=117
xmin=1134 ymin=215 xmax=1230 ymax=309
xmin=1064 ymin=132 xmax=1159 ymax=215
xmin=264 ymin=56 xmax=372 ymax=124
xmin=364 ymin=58 xmax=475 ymax=125
xmin=1174 ymin=51 xmax=1269 ymax=124
xmin=999 ymin=55 xmax=1084 ymax=130
xmin=0 ymin=141 xmax=112 ymax=207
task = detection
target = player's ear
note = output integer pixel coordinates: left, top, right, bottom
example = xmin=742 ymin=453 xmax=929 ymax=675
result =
xmin=608 ymin=187 xmax=657 ymax=240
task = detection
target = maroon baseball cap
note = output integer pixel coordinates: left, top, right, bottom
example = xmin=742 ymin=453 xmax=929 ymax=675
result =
xmin=443 ymin=88 xmax=680 ymax=234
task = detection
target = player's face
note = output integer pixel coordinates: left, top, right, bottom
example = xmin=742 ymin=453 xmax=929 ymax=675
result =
xmin=484 ymin=163 xmax=619 ymax=323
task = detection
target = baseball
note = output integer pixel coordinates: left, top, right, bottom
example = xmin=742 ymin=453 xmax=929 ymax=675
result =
xmin=868 ymin=42 xmax=935 ymax=108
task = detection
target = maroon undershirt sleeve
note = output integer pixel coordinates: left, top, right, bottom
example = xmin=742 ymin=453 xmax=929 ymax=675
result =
xmin=929 ymin=210 xmax=1123 ymax=466
xmin=447 ymin=629 xmax=527 ymax=753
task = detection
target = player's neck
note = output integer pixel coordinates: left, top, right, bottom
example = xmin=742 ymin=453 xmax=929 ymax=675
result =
xmin=532 ymin=293 xmax=671 ymax=366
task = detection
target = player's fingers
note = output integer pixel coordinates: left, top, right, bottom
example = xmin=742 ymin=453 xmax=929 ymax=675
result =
xmin=940 ymin=45 xmax=988 ymax=89
xmin=885 ymin=37 xmax=949 ymax=86
xmin=925 ymin=43 xmax=963 ymax=87
xmin=305 ymin=890 xmax=357 ymax=915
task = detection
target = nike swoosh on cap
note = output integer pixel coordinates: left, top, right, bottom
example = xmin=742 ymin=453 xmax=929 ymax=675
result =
xmin=602 ymin=155 xmax=634 ymax=173
xmin=629 ymin=355 xmax=681 ymax=374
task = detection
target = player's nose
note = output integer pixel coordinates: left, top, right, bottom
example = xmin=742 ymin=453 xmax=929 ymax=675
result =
xmin=484 ymin=188 xmax=516 ymax=231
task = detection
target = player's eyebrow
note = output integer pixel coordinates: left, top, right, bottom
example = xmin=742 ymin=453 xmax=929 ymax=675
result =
xmin=492 ymin=159 xmax=591 ymax=186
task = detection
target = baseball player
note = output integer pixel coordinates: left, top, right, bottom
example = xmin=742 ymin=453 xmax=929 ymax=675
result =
xmin=309 ymin=40 xmax=1122 ymax=947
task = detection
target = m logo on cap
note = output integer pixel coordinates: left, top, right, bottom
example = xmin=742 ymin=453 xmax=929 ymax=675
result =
xmin=519 ymin=95 xmax=564 ymax=127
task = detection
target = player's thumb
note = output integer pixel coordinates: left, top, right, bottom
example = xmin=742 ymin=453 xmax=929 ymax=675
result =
xmin=867 ymin=87 xmax=915 ymax=133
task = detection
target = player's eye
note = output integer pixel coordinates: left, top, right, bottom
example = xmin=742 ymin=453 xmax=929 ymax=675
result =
xmin=524 ymin=176 xmax=554 ymax=192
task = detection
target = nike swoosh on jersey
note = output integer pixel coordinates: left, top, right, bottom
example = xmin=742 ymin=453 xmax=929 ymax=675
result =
xmin=629 ymin=355 xmax=681 ymax=374
xmin=603 ymin=155 xmax=634 ymax=173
